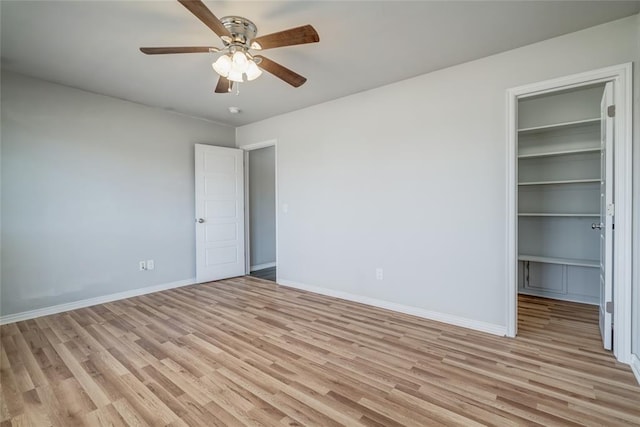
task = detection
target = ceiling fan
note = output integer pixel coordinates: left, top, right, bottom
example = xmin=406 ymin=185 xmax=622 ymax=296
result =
xmin=140 ymin=0 xmax=319 ymax=93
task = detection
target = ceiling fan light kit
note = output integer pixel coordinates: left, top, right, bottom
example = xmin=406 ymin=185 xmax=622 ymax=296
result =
xmin=212 ymin=47 xmax=263 ymax=83
xmin=140 ymin=0 xmax=319 ymax=93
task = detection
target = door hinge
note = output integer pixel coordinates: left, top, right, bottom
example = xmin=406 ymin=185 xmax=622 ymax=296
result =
xmin=607 ymin=105 xmax=615 ymax=118
xmin=606 ymin=301 xmax=614 ymax=314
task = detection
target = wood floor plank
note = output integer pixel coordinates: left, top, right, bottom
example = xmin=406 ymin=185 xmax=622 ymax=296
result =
xmin=82 ymin=403 xmax=129 ymax=427
xmin=1 ymin=279 xmax=639 ymax=426
xmin=0 ymin=344 xmax=24 ymax=421
xmin=51 ymin=342 xmax=111 ymax=408
xmin=111 ymin=398 xmax=151 ymax=427
xmin=13 ymin=333 xmax=49 ymax=389
xmin=56 ymin=377 xmax=97 ymax=417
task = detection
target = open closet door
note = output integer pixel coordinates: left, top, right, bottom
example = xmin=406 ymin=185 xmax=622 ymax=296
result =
xmin=195 ymin=144 xmax=245 ymax=283
xmin=599 ymin=82 xmax=614 ymax=350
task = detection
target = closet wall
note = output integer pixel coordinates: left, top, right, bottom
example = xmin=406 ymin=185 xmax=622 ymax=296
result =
xmin=249 ymin=146 xmax=276 ymax=269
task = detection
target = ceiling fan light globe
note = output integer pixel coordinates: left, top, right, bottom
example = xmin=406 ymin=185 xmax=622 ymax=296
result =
xmin=212 ymin=55 xmax=232 ymax=77
xmin=228 ymin=69 xmax=244 ymax=83
xmin=232 ymin=51 xmax=249 ymax=71
xmin=245 ymin=61 xmax=262 ymax=81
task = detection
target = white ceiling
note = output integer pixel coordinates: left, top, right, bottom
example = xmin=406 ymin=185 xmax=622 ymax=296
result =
xmin=2 ymin=1 xmax=639 ymax=126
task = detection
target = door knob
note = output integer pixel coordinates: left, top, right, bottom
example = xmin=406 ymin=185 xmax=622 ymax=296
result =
xmin=591 ymin=222 xmax=603 ymax=230
xmin=197 ymin=218 xmax=205 ymax=223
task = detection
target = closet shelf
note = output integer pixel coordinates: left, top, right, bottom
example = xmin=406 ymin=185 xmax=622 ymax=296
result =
xmin=518 ymin=179 xmax=599 ymax=186
xmin=518 ymin=254 xmax=599 ymax=268
xmin=518 ymin=147 xmax=600 ymax=159
xmin=518 ymin=213 xmax=599 ymax=217
xmin=518 ymin=118 xmax=600 ymax=135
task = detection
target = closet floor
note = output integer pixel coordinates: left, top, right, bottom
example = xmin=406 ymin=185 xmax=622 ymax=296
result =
xmin=517 ymin=294 xmax=601 ymax=347
xmin=250 ymin=266 xmax=276 ymax=282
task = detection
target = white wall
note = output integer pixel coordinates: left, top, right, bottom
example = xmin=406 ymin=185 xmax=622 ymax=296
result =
xmin=237 ymin=16 xmax=639 ymax=331
xmin=249 ymin=146 xmax=276 ymax=268
xmin=632 ymin=13 xmax=640 ymax=376
xmin=1 ymin=71 xmax=235 ymax=317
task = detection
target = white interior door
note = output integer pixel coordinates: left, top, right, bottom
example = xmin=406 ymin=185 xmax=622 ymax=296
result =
xmin=598 ymin=82 xmax=614 ymax=350
xmin=195 ymin=144 xmax=245 ymax=283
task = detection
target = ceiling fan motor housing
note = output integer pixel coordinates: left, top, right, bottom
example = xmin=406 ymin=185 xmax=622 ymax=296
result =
xmin=220 ymin=16 xmax=257 ymax=47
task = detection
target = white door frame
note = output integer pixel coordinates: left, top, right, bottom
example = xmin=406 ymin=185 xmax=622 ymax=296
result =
xmin=241 ymin=139 xmax=278 ymax=279
xmin=505 ymin=63 xmax=633 ymax=363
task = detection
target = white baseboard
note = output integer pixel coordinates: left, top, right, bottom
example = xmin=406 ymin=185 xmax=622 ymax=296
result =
xmin=631 ymin=354 xmax=640 ymax=385
xmin=277 ymin=279 xmax=507 ymax=337
xmin=250 ymin=262 xmax=276 ymax=272
xmin=0 ymin=278 xmax=196 ymax=325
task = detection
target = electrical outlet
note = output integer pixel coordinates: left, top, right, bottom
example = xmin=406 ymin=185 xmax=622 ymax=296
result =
xmin=139 ymin=261 xmax=146 ymax=271
xmin=146 ymin=260 xmax=154 ymax=270
xmin=376 ymin=268 xmax=383 ymax=280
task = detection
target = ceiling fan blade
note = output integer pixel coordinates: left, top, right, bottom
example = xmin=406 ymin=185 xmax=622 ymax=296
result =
xmin=255 ymin=55 xmax=307 ymax=88
xmin=251 ymin=25 xmax=319 ymax=50
xmin=140 ymin=46 xmax=217 ymax=55
xmin=214 ymin=76 xmax=233 ymax=93
xmin=177 ymin=0 xmax=231 ymax=38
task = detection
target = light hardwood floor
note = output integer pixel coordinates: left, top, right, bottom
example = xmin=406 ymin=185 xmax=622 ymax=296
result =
xmin=1 ymin=278 xmax=639 ymax=426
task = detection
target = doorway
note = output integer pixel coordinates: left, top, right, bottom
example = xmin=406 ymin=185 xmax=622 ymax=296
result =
xmin=243 ymin=141 xmax=277 ymax=282
xmin=506 ymin=63 xmax=633 ymax=364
